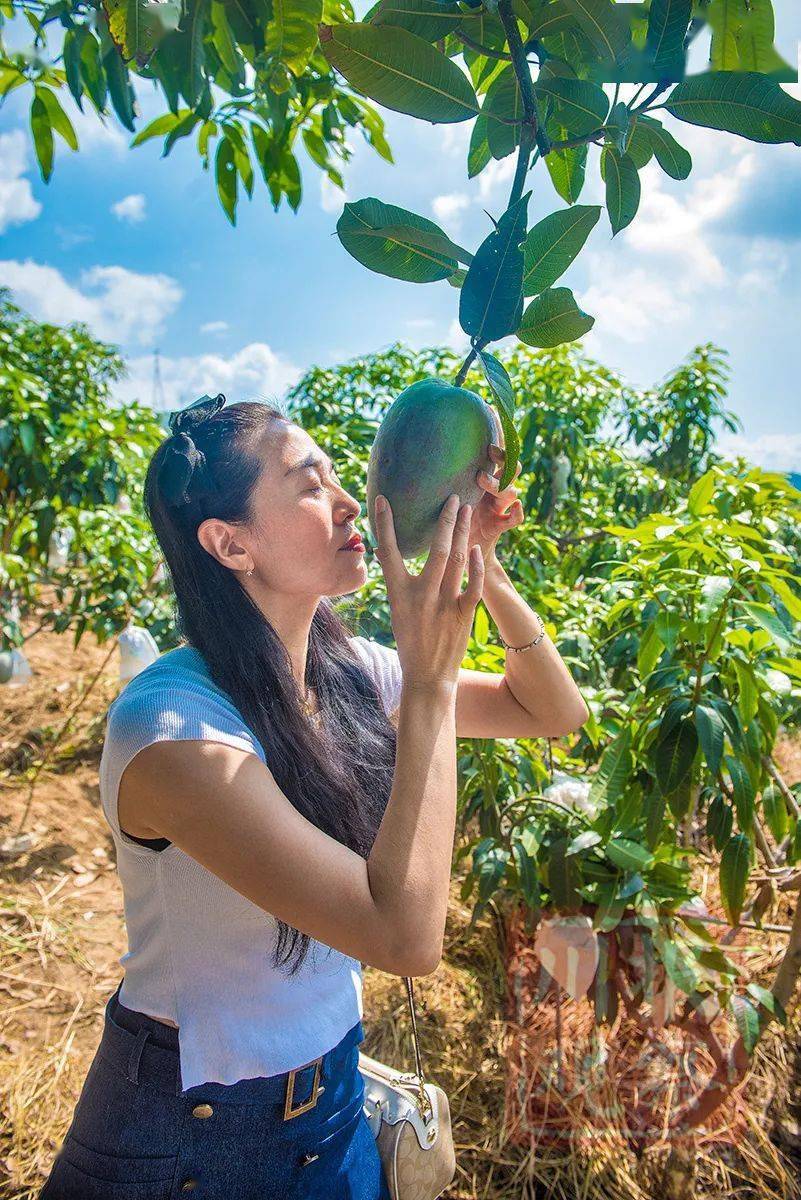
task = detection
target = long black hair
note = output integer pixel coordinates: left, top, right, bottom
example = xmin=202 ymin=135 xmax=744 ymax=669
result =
xmin=143 ymin=396 xmax=397 ymax=976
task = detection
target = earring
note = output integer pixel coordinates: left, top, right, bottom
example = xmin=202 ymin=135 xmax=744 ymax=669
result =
xmin=246 ymin=568 xmax=253 ymax=577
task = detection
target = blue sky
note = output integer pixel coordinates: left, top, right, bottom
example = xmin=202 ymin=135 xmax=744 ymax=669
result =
xmin=1 ymin=3 xmax=800 ymax=470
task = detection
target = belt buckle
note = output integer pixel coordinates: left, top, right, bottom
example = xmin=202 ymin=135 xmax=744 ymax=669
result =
xmin=283 ymin=1056 xmax=324 ymax=1121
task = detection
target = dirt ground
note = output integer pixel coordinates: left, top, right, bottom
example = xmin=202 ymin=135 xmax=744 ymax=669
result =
xmin=1 ymin=621 xmax=800 ymax=1199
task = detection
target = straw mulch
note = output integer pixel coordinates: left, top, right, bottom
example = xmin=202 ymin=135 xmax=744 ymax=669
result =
xmin=1 ymin=623 xmax=800 ymax=1199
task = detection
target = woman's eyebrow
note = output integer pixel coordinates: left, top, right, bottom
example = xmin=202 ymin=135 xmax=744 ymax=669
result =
xmin=284 ymin=452 xmax=334 ymax=478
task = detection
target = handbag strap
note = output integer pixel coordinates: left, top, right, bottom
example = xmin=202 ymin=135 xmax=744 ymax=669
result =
xmin=403 ymin=976 xmax=433 ymax=1121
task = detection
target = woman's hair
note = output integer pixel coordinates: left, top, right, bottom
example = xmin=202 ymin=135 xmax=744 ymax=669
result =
xmin=143 ymin=397 xmax=397 ymax=976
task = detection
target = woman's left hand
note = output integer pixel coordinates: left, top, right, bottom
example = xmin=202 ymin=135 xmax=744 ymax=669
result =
xmin=469 ymin=443 xmax=525 ymax=565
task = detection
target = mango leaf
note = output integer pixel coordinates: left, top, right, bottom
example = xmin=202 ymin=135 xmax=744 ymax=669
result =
xmin=637 ymin=620 xmax=663 ymax=678
xmin=706 ymin=793 xmax=733 ymax=851
xmin=561 ymin=0 xmax=631 ymax=62
xmin=740 ymin=601 xmax=792 ymax=654
xmin=644 ymin=0 xmax=691 ymax=73
xmin=365 ymin=0 xmax=468 ymax=41
xmin=535 ymin=76 xmax=609 ymax=137
xmin=318 ymin=23 xmax=479 ymax=123
xmin=588 ymin=726 xmax=632 ymax=808
xmin=477 ymin=845 xmax=510 ymax=901
xmin=698 ymin=574 xmax=731 ymax=623
xmin=720 ymin=831 xmax=751 ymax=926
xmin=644 ymin=788 xmax=666 ymax=849
xmin=103 ymin=43 xmax=137 ymax=131
xmin=215 ymin=135 xmax=238 ymax=225
xmin=477 ymin=351 xmax=521 ymax=489
xmin=654 ymin=930 xmax=701 ymax=994
xmin=637 ymin=114 xmax=692 ymax=179
xmin=655 ymin=610 xmax=681 ymax=654
xmin=521 ymin=205 xmax=601 ymax=297
xmin=30 ymin=94 xmax=53 ymax=182
xmin=130 ymin=108 xmax=188 ymax=147
xmin=688 ymin=468 xmax=716 ymax=515
xmin=459 ymin=191 xmax=529 ymax=342
xmin=336 ymin=197 xmax=468 ymax=281
xmin=695 ymin=704 xmax=725 ymax=777
xmin=517 ymin=286 xmax=594 ymax=348
xmin=761 ymin=782 xmax=788 ymax=843
xmin=545 ymin=126 xmax=587 ymax=204
xmin=606 ymin=837 xmax=654 ymax=872
xmin=483 ymin=64 xmax=523 ymax=160
xmin=34 ymin=86 xmax=78 ymax=150
xmin=468 ymin=112 xmax=491 ymax=177
xmin=730 ymin=992 xmax=761 ymax=1053
xmin=654 ymin=718 xmax=697 ymax=796
xmin=726 ymin=754 xmax=755 ymax=832
xmin=603 ymin=146 xmax=640 ymax=234
xmin=266 ymin=0 xmax=322 ymax=74
xmin=592 ymin=880 xmax=627 ymax=932
xmin=567 ymin=829 xmax=603 ymax=856
xmin=548 ymin=834 xmax=582 ymax=909
xmin=664 ymin=71 xmax=801 ymax=145
xmin=511 ymin=840 xmax=541 ymax=911
xmin=210 ymin=0 xmax=240 ymax=75
xmin=103 ymin=0 xmax=181 ymax=67
xmin=746 ymin=981 xmax=787 ymax=1026
xmin=665 ymin=773 xmax=693 ymax=821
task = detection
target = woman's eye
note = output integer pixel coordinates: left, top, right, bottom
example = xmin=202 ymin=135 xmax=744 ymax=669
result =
xmin=307 ymin=485 xmax=324 ymax=494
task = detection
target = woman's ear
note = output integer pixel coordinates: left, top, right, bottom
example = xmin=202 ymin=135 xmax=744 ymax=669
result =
xmin=197 ymin=518 xmax=252 ymax=575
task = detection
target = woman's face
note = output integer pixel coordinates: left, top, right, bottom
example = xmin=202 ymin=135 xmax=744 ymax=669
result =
xmin=245 ymin=423 xmax=367 ymax=597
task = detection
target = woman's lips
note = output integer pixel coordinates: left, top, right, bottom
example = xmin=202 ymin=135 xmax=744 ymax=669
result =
xmin=340 ymin=540 xmax=365 ymax=553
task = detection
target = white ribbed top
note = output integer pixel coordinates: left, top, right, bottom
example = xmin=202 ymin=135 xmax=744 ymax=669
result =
xmin=98 ymin=635 xmax=402 ymax=1093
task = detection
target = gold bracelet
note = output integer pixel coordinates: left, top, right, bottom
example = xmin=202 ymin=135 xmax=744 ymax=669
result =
xmin=498 ymin=612 xmax=545 ymax=653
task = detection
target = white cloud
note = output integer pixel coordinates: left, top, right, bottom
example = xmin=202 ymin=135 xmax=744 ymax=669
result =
xmin=0 ymin=130 xmax=41 ymax=234
xmin=715 ymin=432 xmax=801 ymax=473
xmin=0 ymin=260 xmax=182 ymax=347
xmin=200 ymin=320 xmax=229 ymax=335
xmin=735 ymin=238 xmax=790 ymax=295
xmin=446 ymin=317 xmax=470 ymax=353
xmin=113 ymin=343 xmax=302 ymax=411
xmin=112 ymin=193 xmax=147 ymax=223
xmin=477 ymin=156 xmax=516 ymax=204
xmin=579 ymin=262 xmax=692 ymax=349
xmin=432 ymin=192 xmax=470 ymax=235
xmin=320 ymin=173 xmax=348 ymax=215
xmin=438 ymin=124 xmax=472 ymax=158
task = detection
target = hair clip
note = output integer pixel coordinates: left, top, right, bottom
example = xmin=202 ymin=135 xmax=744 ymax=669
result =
xmin=169 ymin=393 xmax=227 ymax=436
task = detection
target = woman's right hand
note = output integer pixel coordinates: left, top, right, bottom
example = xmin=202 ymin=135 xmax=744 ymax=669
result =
xmin=372 ymin=492 xmax=485 ymax=690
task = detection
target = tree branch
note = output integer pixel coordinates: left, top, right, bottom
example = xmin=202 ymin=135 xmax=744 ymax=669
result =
xmin=456 ymin=31 xmax=512 ymax=61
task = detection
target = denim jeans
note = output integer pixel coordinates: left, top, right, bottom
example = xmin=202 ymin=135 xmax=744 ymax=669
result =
xmin=38 ymin=979 xmax=392 ymax=1199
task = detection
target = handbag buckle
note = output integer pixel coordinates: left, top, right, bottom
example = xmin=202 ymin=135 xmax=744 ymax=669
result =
xmin=284 ymin=1056 xmax=324 ymax=1120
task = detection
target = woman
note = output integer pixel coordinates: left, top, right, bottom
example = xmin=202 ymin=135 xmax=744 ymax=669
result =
xmin=38 ymin=391 xmax=586 ymax=1199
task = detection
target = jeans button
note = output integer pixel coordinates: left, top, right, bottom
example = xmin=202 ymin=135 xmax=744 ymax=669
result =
xmin=180 ymin=1180 xmax=198 ymax=1191
xmin=301 ymin=1152 xmax=320 ymax=1166
xmin=192 ymin=1103 xmax=214 ymax=1118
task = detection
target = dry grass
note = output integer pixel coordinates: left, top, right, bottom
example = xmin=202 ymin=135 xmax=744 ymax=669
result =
xmin=1 ymin=623 xmax=800 ymax=1198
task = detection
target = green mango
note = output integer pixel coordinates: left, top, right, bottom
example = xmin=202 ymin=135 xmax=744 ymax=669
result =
xmin=0 ymin=652 xmax=14 ymax=684
xmin=366 ymin=376 xmax=500 ymax=559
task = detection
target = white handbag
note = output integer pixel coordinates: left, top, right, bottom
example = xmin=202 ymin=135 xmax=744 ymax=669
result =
xmin=359 ymin=977 xmax=456 ymax=1200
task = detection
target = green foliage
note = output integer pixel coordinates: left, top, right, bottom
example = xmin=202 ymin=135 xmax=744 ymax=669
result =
xmin=0 ymin=290 xmax=168 ymax=650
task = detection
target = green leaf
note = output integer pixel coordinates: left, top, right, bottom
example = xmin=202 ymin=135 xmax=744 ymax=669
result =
xmin=517 ymin=286 xmax=594 ymax=348
xmin=336 ymin=197 xmax=464 ymax=282
xmin=318 ymin=22 xmax=479 ymax=123
xmin=477 ymin=845 xmax=510 ymax=901
xmin=215 ymin=135 xmax=238 ymax=224
xmin=746 ymin=981 xmax=787 ymax=1026
xmin=655 ymin=610 xmax=681 ymax=654
xmin=30 ymin=94 xmax=54 ymax=182
xmin=103 ymin=44 xmax=137 ymax=131
xmin=511 ymin=839 xmax=541 ymax=911
xmin=459 ymin=191 xmax=529 ymax=342
xmin=645 ymin=0 xmax=691 ymax=72
xmin=521 ymin=205 xmax=600 ymax=297
xmin=267 ymin=0 xmax=323 ymax=75
xmin=664 ymin=71 xmax=801 ymax=145
xmin=588 ymin=726 xmax=632 ymax=808
xmin=210 ymin=0 xmax=241 ymax=74
xmin=726 ymin=754 xmax=755 ymax=832
xmin=477 ymin=351 xmax=520 ymax=489
xmin=561 ymin=0 xmax=632 ymax=62
xmin=162 ymin=110 xmax=200 ymax=157
xmin=695 ymin=704 xmax=725 ymax=777
xmin=548 ymin=834 xmax=581 ymax=909
xmin=483 ymin=64 xmax=523 ymax=160
xmin=592 ymin=880 xmax=627 ymax=931
xmin=654 ymin=931 xmax=701 ymax=994
xmin=468 ymin=112 xmax=491 ymax=177
xmin=103 ymin=0 xmax=181 ymax=67
xmin=638 ymin=114 xmax=692 ymax=179
xmin=655 ymin=717 xmax=698 ymax=796
xmin=637 ymin=620 xmax=663 ymax=678
xmin=719 ymin=835 xmax=753 ymax=926
xmin=603 ymin=146 xmax=640 ymax=235
xmin=740 ymin=601 xmax=792 ymax=654
xmin=62 ymin=28 xmax=85 ymax=110
xmin=761 ymin=782 xmax=788 ymax=843
xmin=567 ymin=829 xmax=602 ymax=856
xmin=698 ymin=575 xmax=731 ymax=623
xmin=535 ymin=76 xmax=609 ymax=137
xmin=606 ymin=837 xmax=654 ymax=872
xmin=706 ymin=793 xmax=733 ymax=851
xmin=731 ymin=992 xmax=761 ymax=1053
xmin=687 ymin=468 xmax=716 ymax=515
xmin=130 ymin=109 xmax=188 ymax=147
xmin=545 ymin=130 xmax=587 ymax=204
xmin=79 ymin=31 xmax=108 ymax=112
xmin=366 ymin=0 xmax=468 ymax=40
xmin=644 ymin=788 xmax=665 ymax=849
xmin=34 ymin=86 xmax=78 ymax=151
xmin=732 ymin=657 xmax=759 ymax=725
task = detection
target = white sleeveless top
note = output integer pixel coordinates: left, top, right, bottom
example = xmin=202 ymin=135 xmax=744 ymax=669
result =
xmin=98 ymin=635 xmax=402 ymax=1093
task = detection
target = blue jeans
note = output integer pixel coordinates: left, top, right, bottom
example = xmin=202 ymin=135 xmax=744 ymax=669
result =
xmin=38 ymin=979 xmax=391 ymax=1199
